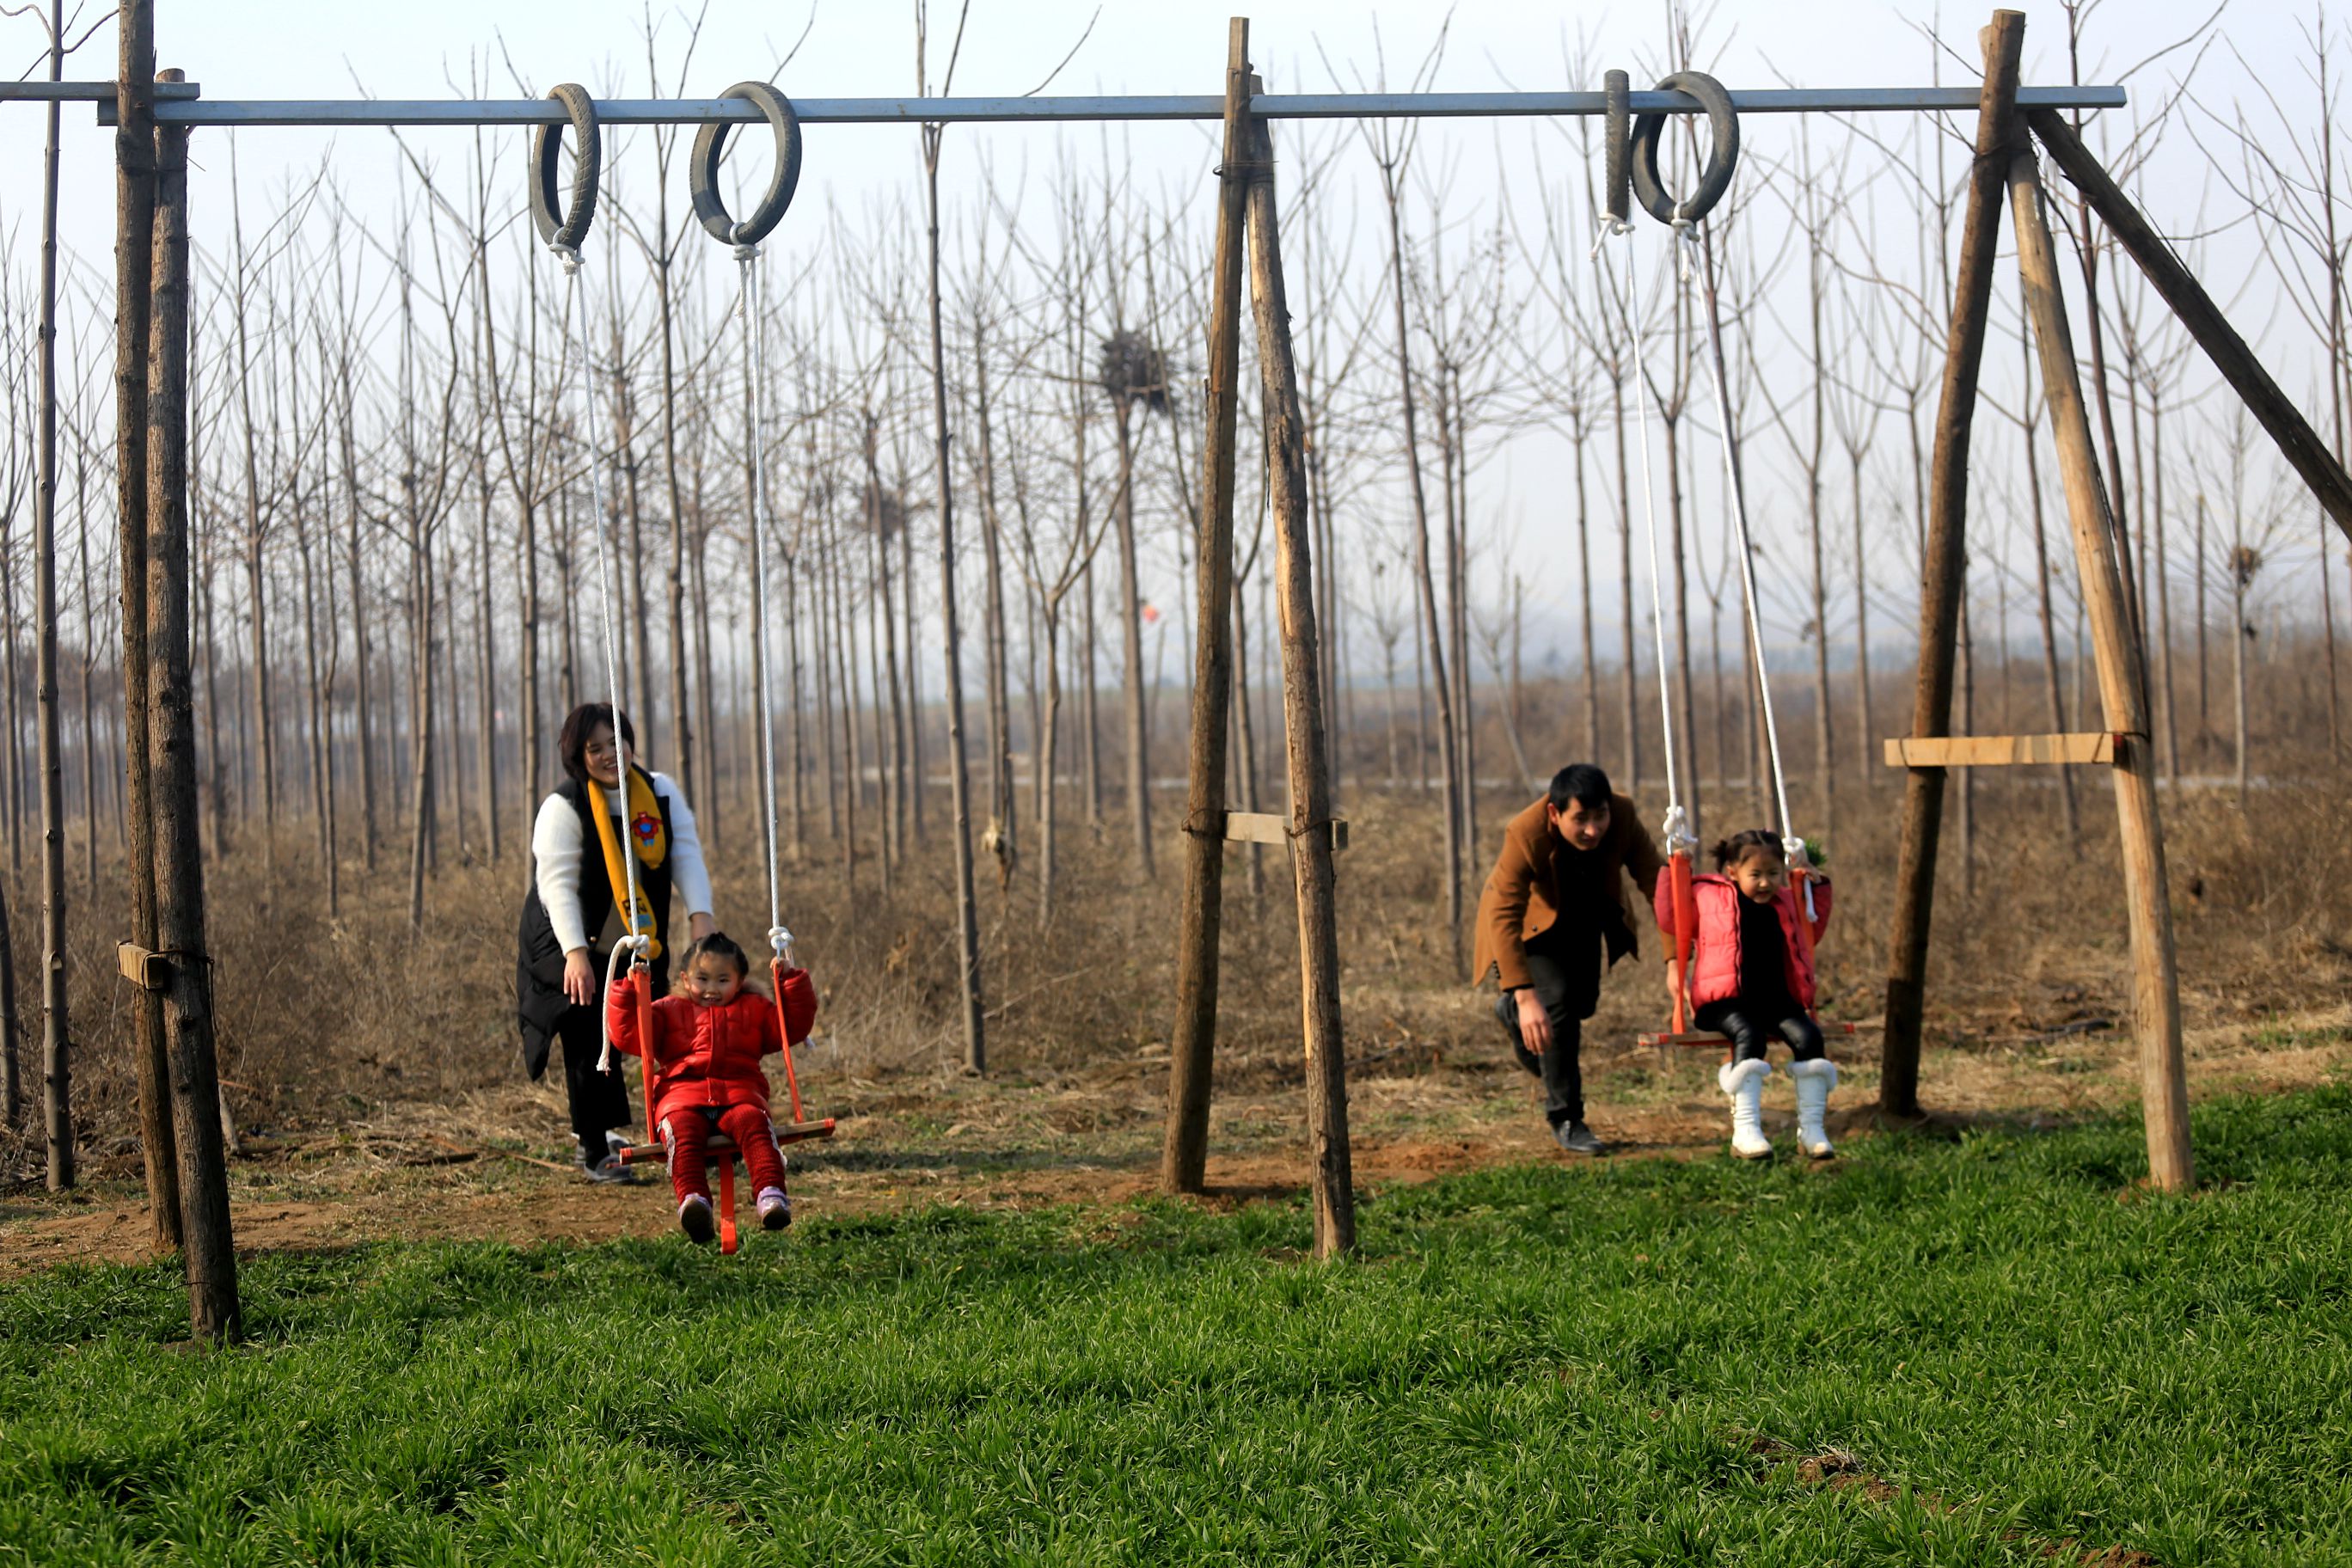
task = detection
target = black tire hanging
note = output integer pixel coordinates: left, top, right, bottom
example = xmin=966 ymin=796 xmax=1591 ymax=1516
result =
xmin=1628 ymin=70 xmax=1740 ymax=225
xmin=689 ymin=82 xmax=804 ymax=246
xmin=530 ymin=83 xmax=601 ymax=252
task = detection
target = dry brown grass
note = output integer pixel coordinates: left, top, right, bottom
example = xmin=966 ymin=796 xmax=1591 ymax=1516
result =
xmin=2 ymin=743 xmax=2347 ymax=1266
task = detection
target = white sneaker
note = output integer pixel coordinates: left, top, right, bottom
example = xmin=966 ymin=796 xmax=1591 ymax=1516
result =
xmin=1718 ymin=1057 xmax=1773 ymax=1160
xmin=1791 ymin=1057 xmax=1839 ymax=1159
xmin=678 ymin=1192 xmax=716 ymax=1244
xmin=756 ymin=1186 xmax=792 ymax=1232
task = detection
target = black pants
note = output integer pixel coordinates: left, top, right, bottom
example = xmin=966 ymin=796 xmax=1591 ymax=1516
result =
xmin=1694 ymin=999 xmax=1825 ymax=1065
xmin=557 ymin=1001 xmax=634 ymax=1150
xmin=1498 ymin=928 xmax=1602 ymax=1127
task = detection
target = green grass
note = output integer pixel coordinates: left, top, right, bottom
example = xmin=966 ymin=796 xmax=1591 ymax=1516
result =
xmin=5 ymin=1087 xmax=2351 ymax=1566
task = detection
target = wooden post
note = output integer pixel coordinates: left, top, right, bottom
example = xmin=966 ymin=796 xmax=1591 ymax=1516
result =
xmin=1161 ymin=18 xmax=1252 ymax=1197
xmin=1243 ymin=95 xmax=1357 ymax=1259
xmin=2028 ymin=108 xmax=2352 ymax=545
xmin=2011 ymin=129 xmax=2194 ymax=1191
xmin=1880 ymin=11 xmax=2025 ymax=1118
xmin=117 ymin=4 xmax=178 ymax=1247
xmin=150 ymin=79 xmax=242 ymax=1339
xmin=35 ymin=0 xmax=70 ymax=1191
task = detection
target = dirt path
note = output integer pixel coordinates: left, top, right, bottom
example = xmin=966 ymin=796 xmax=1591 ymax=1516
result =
xmin=5 ymin=1002 xmax=2343 ymax=1280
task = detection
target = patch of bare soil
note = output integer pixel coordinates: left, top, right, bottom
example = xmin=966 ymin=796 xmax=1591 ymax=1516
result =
xmin=6 ymin=995 xmax=2343 ymax=1281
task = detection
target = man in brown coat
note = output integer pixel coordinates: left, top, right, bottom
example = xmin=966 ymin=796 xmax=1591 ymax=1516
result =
xmin=1471 ymin=763 xmax=1666 ymax=1154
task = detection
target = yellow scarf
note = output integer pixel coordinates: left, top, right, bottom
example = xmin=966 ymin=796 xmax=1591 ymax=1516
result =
xmin=588 ymin=766 xmax=671 ymax=959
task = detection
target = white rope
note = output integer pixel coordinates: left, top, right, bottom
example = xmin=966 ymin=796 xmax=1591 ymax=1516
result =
xmin=1675 ymin=219 xmax=1814 ymax=916
xmin=1675 ymin=221 xmax=1795 ymax=851
xmin=1607 ymin=219 xmax=1694 ymax=859
xmin=551 ymin=240 xmax=647 ymax=1072
xmin=732 ymin=242 xmax=794 ymax=968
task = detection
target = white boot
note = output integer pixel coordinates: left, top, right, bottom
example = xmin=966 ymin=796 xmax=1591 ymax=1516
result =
xmin=1718 ymin=1057 xmax=1773 ymax=1160
xmin=1790 ymin=1057 xmax=1839 ymax=1159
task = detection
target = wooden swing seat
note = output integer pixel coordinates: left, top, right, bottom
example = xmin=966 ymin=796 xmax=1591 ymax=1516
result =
xmin=1640 ymin=1021 xmax=1860 ymax=1050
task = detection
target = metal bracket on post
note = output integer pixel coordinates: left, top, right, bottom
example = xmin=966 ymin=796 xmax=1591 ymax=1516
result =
xmin=117 ymin=941 xmax=169 ymax=991
xmin=1221 ymin=810 xmax=1349 ymax=854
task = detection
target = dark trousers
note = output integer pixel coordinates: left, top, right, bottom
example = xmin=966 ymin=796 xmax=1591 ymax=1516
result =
xmin=557 ymin=1002 xmax=634 ymax=1149
xmin=1694 ymin=999 xmax=1825 ymax=1065
xmin=1498 ymin=928 xmax=1602 ymax=1127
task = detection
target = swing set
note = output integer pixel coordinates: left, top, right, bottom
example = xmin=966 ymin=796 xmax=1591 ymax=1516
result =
xmin=68 ymin=2 xmax=2352 ymax=1335
xmin=537 ymin=81 xmax=836 ymax=1254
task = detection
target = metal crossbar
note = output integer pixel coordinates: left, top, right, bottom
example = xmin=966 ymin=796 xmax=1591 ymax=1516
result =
xmin=50 ymin=83 xmax=2127 ymax=129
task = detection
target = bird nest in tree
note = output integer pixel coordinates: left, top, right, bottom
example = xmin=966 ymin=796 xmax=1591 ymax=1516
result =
xmin=1098 ymin=328 xmax=1170 ymax=413
xmin=856 ymin=479 xmax=912 ymax=537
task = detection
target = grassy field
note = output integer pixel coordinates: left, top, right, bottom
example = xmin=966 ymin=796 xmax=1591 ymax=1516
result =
xmin=3 ymin=1087 xmax=2349 ymax=1566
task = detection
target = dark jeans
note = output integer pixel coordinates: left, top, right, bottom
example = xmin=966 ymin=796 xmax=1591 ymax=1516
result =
xmin=1694 ymin=999 xmax=1825 ymax=1065
xmin=558 ymin=1002 xmax=635 ymax=1149
xmin=1497 ymin=928 xmax=1603 ymax=1127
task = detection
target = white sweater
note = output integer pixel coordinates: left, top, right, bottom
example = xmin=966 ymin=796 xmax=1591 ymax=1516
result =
xmin=530 ymin=772 xmax=714 ymax=955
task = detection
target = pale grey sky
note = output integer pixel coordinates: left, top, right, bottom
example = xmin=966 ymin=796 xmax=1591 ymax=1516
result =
xmin=0 ymin=0 xmax=2332 ymax=683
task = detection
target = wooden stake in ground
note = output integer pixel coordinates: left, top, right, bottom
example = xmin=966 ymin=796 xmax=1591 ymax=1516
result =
xmin=1879 ymin=10 xmax=2024 ymax=1118
xmin=2027 ymin=108 xmax=2352 ymax=548
xmin=2010 ymin=138 xmax=2193 ymax=1192
xmin=1243 ymin=99 xmax=1356 ymax=1259
xmin=116 ymin=3 xmax=178 ymax=1247
xmin=1161 ymin=18 xmax=1253 ymax=1197
xmin=35 ymin=0 xmax=70 ymax=1192
xmin=150 ymin=78 xmax=242 ymax=1339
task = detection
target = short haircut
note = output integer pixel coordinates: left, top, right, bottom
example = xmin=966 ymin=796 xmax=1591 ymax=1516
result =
xmin=558 ymin=701 xmax=637 ymax=786
xmin=1548 ymin=763 xmax=1614 ymax=813
xmin=673 ymin=930 xmax=763 ymax=996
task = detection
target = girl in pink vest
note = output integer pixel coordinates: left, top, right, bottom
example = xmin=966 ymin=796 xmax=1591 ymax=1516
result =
xmin=1657 ymin=830 xmax=1836 ymax=1160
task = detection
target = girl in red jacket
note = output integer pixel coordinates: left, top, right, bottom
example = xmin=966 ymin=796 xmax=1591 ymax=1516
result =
xmin=608 ymin=932 xmax=818 ymax=1242
xmin=1657 ymin=830 xmax=1836 ymax=1161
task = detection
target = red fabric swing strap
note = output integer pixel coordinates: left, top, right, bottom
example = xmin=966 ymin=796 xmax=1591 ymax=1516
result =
xmin=715 ymin=1152 xmax=739 ymax=1254
xmin=769 ymin=958 xmax=805 ymax=1124
xmin=1668 ymin=850 xmax=1697 ymax=1034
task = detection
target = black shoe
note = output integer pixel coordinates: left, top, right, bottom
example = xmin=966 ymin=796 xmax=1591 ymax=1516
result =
xmin=576 ymin=1138 xmax=640 ymax=1185
xmin=1553 ymin=1120 xmax=1606 ymax=1156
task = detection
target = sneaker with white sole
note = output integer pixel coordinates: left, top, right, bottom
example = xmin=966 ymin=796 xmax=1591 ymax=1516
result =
xmin=756 ymin=1186 xmax=792 ymax=1232
xmin=575 ymin=1137 xmax=639 ymax=1185
xmin=678 ymin=1192 xmax=716 ymax=1244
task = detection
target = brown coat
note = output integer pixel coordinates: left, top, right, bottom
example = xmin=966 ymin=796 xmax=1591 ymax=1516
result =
xmin=1469 ymin=793 xmax=1666 ymax=990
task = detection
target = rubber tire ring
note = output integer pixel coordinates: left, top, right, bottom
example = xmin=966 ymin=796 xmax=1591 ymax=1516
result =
xmin=689 ymin=81 xmax=803 ymax=247
xmin=1604 ymin=70 xmax=1632 ymax=226
xmin=530 ymin=83 xmax=601 ymax=252
xmin=1629 ymin=70 xmax=1739 ymax=226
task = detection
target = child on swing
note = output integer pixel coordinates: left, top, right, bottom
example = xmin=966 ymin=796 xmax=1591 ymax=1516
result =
xmin=1660 ymin=829 xmax=1837 ymax=1161
xmin=607 ymin=931 xmax=818 ymax=1242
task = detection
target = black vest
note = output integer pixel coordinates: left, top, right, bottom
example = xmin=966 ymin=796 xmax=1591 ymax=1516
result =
xmin=514 ymin=771 xmax=677 ymax=1080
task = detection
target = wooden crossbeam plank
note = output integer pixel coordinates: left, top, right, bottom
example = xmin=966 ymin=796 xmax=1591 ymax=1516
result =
xmin=1881 ymin=732 xmax=2116 ymax=768
xmin=1222 ymin=810 xmax=1350 ymax=852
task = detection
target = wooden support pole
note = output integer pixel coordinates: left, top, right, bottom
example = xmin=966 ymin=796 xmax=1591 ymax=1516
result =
xmin=150 ymin=79 xmax=242 ymax=1339
xmin=2011 ymin=131 xmax=2194 ymax=1192
xmin=35 ymin=0 xmax=70 ymax=1193
xmin=2029 ymin=108 xmax=2352 ymax=545
xmin=1243 ymin=95 xmax=1357 ymax=1259
xmin=116 ymin=3 xmax=178 ymax=1248
xmin=1161 ymin=18 xmax=1252 ymax=1197
xmin=1880 ymin=10 xmax=2024 ymax=1118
